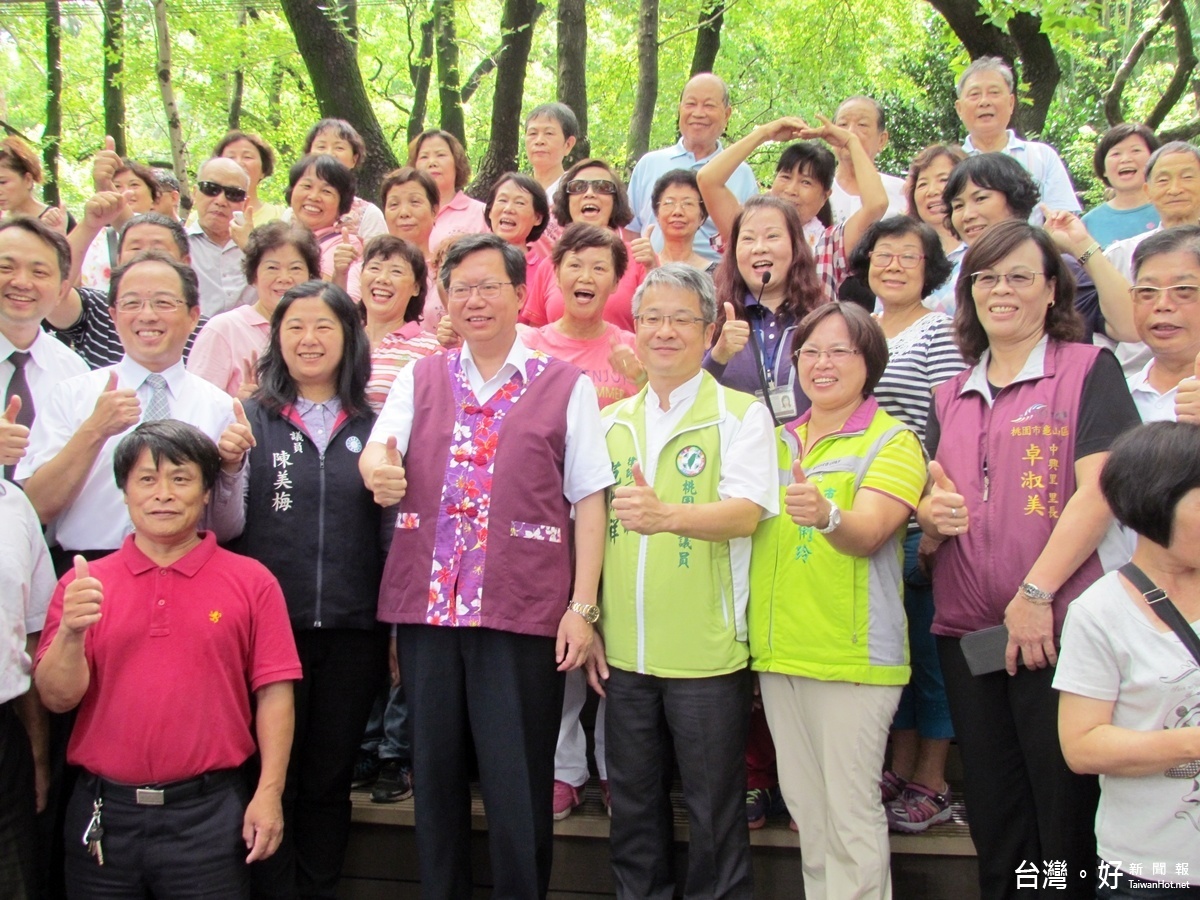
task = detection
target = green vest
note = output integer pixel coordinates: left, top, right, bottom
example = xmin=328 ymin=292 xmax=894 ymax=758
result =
xmin=601 ymin=372 xmax=758 ymax=677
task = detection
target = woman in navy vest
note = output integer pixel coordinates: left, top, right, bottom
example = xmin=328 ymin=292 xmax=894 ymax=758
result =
xmin=216 ymin=280 xmax=386 ymax=899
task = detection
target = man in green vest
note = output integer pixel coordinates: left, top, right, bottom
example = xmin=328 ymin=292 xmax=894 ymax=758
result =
xmin=588 ymin=263 xmax=777 ymax=899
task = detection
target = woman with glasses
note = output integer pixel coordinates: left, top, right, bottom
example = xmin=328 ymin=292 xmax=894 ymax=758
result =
xmin=846 ymin=218 xmax=966 ymax=833
xmin=285 ymin=153 xmax=364 ymax=300
xmin=749 ymin=301 xmax=927 ymax=899
xmin=522 ymin=158 xmax=647 ymax=330
xmin=916 ymin=220 xmax=1140 ymax=900
xmin=649 ymin=169 xmax=716 ymax=274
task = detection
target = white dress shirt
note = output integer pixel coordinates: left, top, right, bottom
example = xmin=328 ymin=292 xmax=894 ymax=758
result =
xmin=0 ymin=328 xmax=89 ymax=413
xmin=964 ymin=130 xmax=1081 ymax=217
xmin=0 ymin=481 xmax=53 ymax=704
xmin=1127 ymin=359 xmax=1178 ymax=423
xmin=829 ymin=173 xmax=908 ymax=226
xmin=370 ymin=336 xmax=614 ymax=504
xmin=16 ymin=358 xmax=236 ymax=550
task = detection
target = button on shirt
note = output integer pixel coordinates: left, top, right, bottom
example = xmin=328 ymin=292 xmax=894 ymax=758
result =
xmin=627 ymin=139 xmax=759 ymax=263
xmin=187 ymin=224 xmax=257 ymax=317
xmin=16 ymin=358 xmax=238 ymax=551
xmin=0 ymin=482 xmax=54 ymax=704
xmin=963 ymin=130 xmax=1081 ymax=218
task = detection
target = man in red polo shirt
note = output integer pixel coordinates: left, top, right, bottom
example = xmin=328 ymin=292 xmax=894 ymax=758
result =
xmin=34 ymin=419 xmax=301 ymax=897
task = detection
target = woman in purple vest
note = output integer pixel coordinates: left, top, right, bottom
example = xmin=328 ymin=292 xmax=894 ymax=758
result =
xmin=216 ymin=281 xmax=386 ymax=899
xmin=915 ymin=220 xmax=1140 ymax=900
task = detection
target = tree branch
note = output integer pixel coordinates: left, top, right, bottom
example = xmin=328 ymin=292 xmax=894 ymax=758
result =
xmin=461 ymin=2 xmax=545 ymax=104
xmin=1147 ymin=0 xmax=1197 ymax=129
xmin=1104 ymin=0 xmax=1172 ymax=126
xmin=658 ymin=0 xmax=745 ymax=47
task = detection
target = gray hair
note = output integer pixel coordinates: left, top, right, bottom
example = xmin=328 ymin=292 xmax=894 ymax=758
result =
xmin=1132 ymin=224 xmax=1200 ymax=280
xmin=631 ymin=263 xmax=718 ymax=323
xmin=1146 ymin=140 xmax=1200 ymax=181
xmin=439 ymin=231 xmax=527 ymax=290
xmin=956 ymin=56 xmax=1014 ymax=97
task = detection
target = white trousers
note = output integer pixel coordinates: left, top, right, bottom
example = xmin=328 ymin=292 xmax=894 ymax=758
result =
xmin=554 ymin=666 xmax=606 ymax=784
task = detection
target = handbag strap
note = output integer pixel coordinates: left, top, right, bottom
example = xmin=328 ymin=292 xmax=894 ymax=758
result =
xmin=1119 ymin=561 xmax=1200 ymax=669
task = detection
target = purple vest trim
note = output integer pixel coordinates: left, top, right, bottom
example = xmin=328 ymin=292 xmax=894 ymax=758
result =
xmin=930 ymin=340 xmax=1104 ymax=639
xmin=378 ymin=349 xmax=579 ymax=638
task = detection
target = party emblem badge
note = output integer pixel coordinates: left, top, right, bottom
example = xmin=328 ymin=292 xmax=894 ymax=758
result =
xmin=676 ymin=445 xmax=706 ymax=477
xmin=345 ymin=436 xmax=363 ymax=453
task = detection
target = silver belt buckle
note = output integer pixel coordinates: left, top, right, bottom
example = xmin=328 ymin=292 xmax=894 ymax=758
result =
xmin=135 ymin=788 xmax=165 ymax=806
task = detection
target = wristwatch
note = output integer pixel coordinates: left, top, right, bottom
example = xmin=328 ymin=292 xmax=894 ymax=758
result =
xmin=568 ymin=601 xmax=600 ymax=624
xmin=816 ymin=499 xmax=842 ymax=534
xmin=1020 ymin=582 xmax=1055 ymax=604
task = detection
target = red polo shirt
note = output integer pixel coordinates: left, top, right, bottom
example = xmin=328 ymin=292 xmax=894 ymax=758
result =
xmin=37 ymin=533 xmax=302 ymax=784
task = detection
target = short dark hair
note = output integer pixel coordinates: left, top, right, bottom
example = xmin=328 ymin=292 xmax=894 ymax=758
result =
xmin=362 ymin=235 xmax=428 ymax=323
xmin=904 ymin=143 xmax=967 ymax=225
xmin=109 ymin=250 xmax=200 ymax=311
xmin=943 ymin=153 xmax=1040 ymax=239
xmin=285 ymin=154 xmax=356 ymax=218
xmin=113 ymin=419 xmax=221 ymax=493
xmin=849 ymin=216 xmax=954 ymax=300
xmin=1093 ymin=123 xmax=1160 ymax=187
xmin=651 ymin=169 xmax=707 ymax=222
xmin=214 ymin=130 xmax=277 ymax=179
xmin=243 ymin=221 xmax=321 ymax=285
xmin=525 ymin=103 xmax=580 ymax=140
xmin=553 ymin=158 xmax=634 ymax=229
xmin=303 ymin=118 xmax=367 ymax=168
xmin=407 ymin=130 xmax=472 ymax=192
xmin=379 ymin=166 xmax=440 ymax=213
xmin=551 ymin=222 xmax=629 ymax=282
xmin=256 ymin=281 xmax=371 ymax=418
xmin=776 ymin=142 xmax=836 ymax=226
xmin=115 ymin=158 xmax=163 ymax=203
xmin=118 ymin=212 xmax=189 ymax=260
xmin=1132 ymin=224 xmax=1200 ymax=280
xmin=0 ymin=216 xmax=71 ymax=281
xmin=484 ymin=172 xmax=550 ymax=244
xmin=953 ymin=220 xmax=1082 ymax=364
xmin=790 ymin=302 xmax=890 ymax=398
xmin=1101 ymin=421 xmax=1200 ymax=546
xmin=439 ymin=232 xmax=527 ymax=290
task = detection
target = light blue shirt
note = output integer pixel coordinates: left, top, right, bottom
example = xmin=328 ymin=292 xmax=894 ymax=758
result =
xmin=626 ymin=138 xmax=759 ymax=262
xmin=964 ymin=129 xmax=1081 ymax=218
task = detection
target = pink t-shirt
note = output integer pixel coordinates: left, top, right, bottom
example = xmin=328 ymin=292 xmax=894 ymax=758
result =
xmin=524 ymin=322 xmax=639 ymax=408
xmin=314 ymin=226 xmax=363 ymax=301
xmin=187 ymin=304 xmax=270 ymax=396
xmin=429 ymin=191 xmax=487 ymax=255
xmin=524 ymin=235 xmax=645 ymax=331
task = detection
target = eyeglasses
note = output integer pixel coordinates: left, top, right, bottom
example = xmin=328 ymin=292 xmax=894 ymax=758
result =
xmin=1129 ymin=283 xmax=1200 ymax=305
xmin=869 ymin=251 xmax=925 ymax=269
xmin=795 ymin=346 xmax=861 ymax=363
xmin=658 ymin=199 xmax=701 ymax=212
xmin=565 ymin=179 xmax=617 ymax=196
xmin=634 ymin=312 xmax=708 ymax=329
xmin=114 ymin=294 xmax=189 ymax=314
xmin=970 ymin=269 xmax=1043 ymax=291
xmin=446 ymin=281 xmax=513 ymax=301
xmin=196 ymin=181 xmax=248 ymax=203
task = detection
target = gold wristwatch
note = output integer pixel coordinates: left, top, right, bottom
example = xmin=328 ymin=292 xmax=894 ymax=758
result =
xmin=568 ymin=601 xmax=600 ymax=624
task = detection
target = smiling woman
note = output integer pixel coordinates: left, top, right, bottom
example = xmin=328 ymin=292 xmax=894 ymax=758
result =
xmin=285 ymin=154 xmax=363 ymax=300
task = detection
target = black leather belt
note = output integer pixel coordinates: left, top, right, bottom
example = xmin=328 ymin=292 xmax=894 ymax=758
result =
xmin=85 ymin=768 xmax=240 ymax=806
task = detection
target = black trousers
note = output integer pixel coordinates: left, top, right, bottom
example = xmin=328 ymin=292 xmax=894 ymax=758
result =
xmin=64 ymin=772 xmax=249 ymax=899
xmin=938 ymin=636 xmax=1100 ymax=900
xmin=398 ymin=624 xmax=565 ymax=900
xmin=604 ymin=667 xmax=753 ymax=900
xmin=0 ymin=701 xmax=36 ymax=899
xmin=251 ymin=627 xmax=387 ymax=900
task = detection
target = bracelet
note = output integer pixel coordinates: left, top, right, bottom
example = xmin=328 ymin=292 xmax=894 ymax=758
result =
xmin=1021 ymin=581 xmax=1055 ymax=605
xmin=1077 ymin=241 xmax=1102 ymax=266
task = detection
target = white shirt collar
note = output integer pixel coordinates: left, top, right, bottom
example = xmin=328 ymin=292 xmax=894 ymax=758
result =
xmin=670 ymin=137 xmax=725 ymax=165
xmin=963 ymin=129 xmax=1024 ymax=154
xmin=646 ymin=370 xmax=703 ymax=413
xmin=0 ymin=328 xmax=57 ymax=369
xmin=116 ymin=356 xmax=188 ymax=395
xmin=459 ymin=333 xmax=529 ymax=379
xmin=960 ymin=334 xmax=1050 ymax=402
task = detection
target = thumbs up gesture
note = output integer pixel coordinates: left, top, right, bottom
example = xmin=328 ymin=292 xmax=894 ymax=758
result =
xmin=86 ymin=371 xmax=141 ymax=439
xmin=611 ymin=461 xmax=666 ymax=535
xmin=784 ymin=459 xmax=833 ymax=528
xmin=630 ymin=223 xmax=659 ymax=271
xmin=63 ymin=555 xmax=104 ymax=635
xmin=332 ymin=225 xmax=361 ymax=279
xmin=0 ymin=395 xmax=30 ymax=468
xmin=92 ymin=135 xmax=122 ymax=193
xmin=711 ymin=301 xmax=750 ymax=365
xmin=607 ymin=332 xmax=645 ymax=386
xmin=230 ymin=203 xmax=255 ymax=251
xmin=1175 ymin=352 xmax=1200 ymax=425
xmin=927 ymin=460 xmax=969 ymax=537
xmin=217 ymin=399 xmax=257 ymax=473
xmin=369 ymin=436 xmax=408 ymax=507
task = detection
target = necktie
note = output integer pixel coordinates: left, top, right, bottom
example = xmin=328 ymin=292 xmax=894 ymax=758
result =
xmin=144 ymin=374 xmax=171 ymax=421
xmin=4 ymin=351 xmax=34 ymax=481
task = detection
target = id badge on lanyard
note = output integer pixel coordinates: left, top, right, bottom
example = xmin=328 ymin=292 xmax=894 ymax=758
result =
xmin=758 ymin=383 xmax=797 ymax=420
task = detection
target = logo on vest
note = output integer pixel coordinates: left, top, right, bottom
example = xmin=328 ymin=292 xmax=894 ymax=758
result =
xmin=345 ymin=436 xmax=363 ymax=453
xmin=676 ymin=445 xmax=706 ymax=477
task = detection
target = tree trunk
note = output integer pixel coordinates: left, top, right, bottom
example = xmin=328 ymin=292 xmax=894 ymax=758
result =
xmin=43 ymin=0 xmax=63 ymax=206
xmin=626 ymin=0 xmax=659 ymax=166
xmin=408 ymin=15 xmax=435 ymax=142
xmin=267 ymin=60 xmax=284 ymax=132
xmin=278 ymin=0 xmax=399 ymax=200
xmin=151 ymin=0 xmax=191 ymax=200
xmin=433 ymin=0 xmax=466 ymax=146
xmin=469 ymin=0 xmax=541 ymax=198
xmin=556 ymin=0 xmax=589 ymax=161
xmin=228 ymin=2 xmax=248 ymax=130
xmin=689 ymin=0 xmax=724 ymax=76
xmin=102 ymin=0 xmax=127 ymax=156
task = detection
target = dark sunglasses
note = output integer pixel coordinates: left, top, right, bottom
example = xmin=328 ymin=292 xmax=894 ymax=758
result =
xmin=196 ymin=181 xmax=248 ymax=203
xmin=565 ymin=178 xmax=618 ymax=195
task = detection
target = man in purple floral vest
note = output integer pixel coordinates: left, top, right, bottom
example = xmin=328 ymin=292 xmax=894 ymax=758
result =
xmin=359 ymin=232 xmax=613 ymax=899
